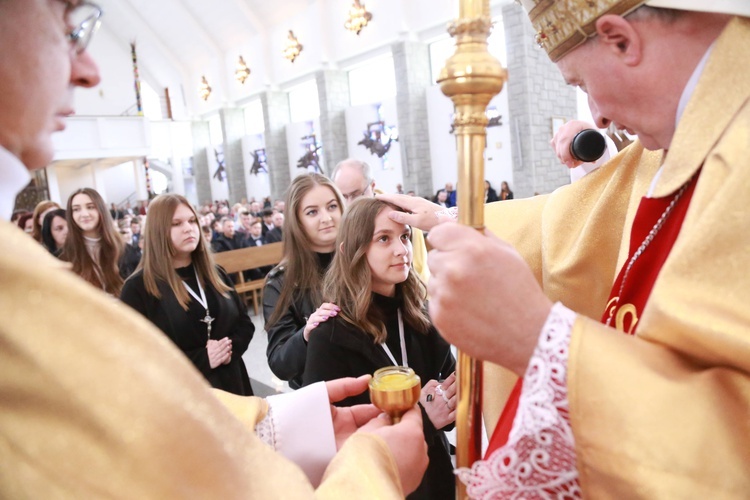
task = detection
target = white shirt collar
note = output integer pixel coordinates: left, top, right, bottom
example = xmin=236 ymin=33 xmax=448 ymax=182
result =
xmin=675 ymin=41 xmax=715 ymax=128
xmin=0 ymin=146 xmax=31 ymax=221
xmin=648 ymin=42 xmax=715 ymax=197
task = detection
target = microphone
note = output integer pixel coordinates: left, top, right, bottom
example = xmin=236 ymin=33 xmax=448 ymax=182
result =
xmin=570 ymin=129 xmax=606 ymax=163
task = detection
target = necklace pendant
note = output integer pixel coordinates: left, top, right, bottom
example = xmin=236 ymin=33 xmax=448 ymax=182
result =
xmin=201 ymin=312 xmax=215 ymax=339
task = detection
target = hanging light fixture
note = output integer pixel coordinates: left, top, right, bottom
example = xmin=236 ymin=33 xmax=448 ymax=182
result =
xmin=198 ymin=75 xmax=212 ymax=101
xmin=344 ymin=0 xmax=372 ymax=35
xmin=283 ymin=30 xmax=303 ymax=63
xmin=235 ymin=55 xmax=251 ymax=84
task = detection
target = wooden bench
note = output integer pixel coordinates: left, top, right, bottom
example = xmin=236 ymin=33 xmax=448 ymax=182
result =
xmin=212 ymin=242 xmax=284 ymax=316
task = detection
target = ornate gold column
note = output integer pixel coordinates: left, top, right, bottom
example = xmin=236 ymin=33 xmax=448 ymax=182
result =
xmin=437 ymin=1 xmax=506 ymax=497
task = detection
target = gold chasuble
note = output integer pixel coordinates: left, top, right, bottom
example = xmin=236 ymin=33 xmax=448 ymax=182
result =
xmin=0 ymin=220 xmax=404 ymax=498
xmin=482 ymin=17 xmax=750 ymax=498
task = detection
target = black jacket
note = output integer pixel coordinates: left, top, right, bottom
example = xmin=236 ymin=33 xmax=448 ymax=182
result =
xmin=302 ymin=292 xmax=456 ymax=500
xmin=121 ymin=264 xmax=255 ymax=396
xmin=264 ymin=227 xmax=282 ymax=244
xmin=212 ymin=233 xmax=246 ymax=253
xmin=262 ymin=253 xmax=333 ymax=389
xmin=119 ymin=243 xmax=141 ymax=280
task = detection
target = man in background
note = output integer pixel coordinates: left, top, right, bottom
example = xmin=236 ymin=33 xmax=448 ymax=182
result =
xmin=264 ymin=211 xmax=284 ymax=244
xmin=260 ymin=207 xmax=275 ymax=237
xmin=212 ymin=217 xmax=246 ymax=253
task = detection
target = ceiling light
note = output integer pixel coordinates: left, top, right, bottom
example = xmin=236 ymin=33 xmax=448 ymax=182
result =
xmin=344 ymin=0 xmax=372 ymax=35
xmin=283 ymin=30 xmax=303 ymax=63
xmin=198 ymin=75 xmax=212 ymax=101
xmin=235 ymin=55 xmax=251 ymax=84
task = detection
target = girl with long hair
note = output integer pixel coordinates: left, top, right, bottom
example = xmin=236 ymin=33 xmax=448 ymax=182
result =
xmin=120 ymin=194 xmax=255 ymax=395
xmin=484 ymin=180 xmax=500 ymax=203
xmin=41 ymin=208 xmax=68 ymax=256
xmin=60 ymin=188 xmax=124 ymax=296
xmin=302 ymin=197 xmax=457 ymax=500
xmin=31 ymin=200 xmax=60 ymax=243
xmin=500 ymin=180 xmax=514 ymax=200
xmin=263 ymin=173 xmax=344 ymax=389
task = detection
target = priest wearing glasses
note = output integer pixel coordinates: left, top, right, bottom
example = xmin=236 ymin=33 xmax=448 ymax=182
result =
xmin=0 ymin=1 xmax=427 ymax=497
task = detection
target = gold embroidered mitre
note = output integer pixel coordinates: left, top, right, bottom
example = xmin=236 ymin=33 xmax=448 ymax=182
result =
xmin=519 ymin=0 xmax=648 ymax=61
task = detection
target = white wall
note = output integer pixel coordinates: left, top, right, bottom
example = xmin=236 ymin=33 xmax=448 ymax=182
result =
xmin=345 ymin=97 xmax=404 ymax=194
xmin=285 ymin=119 xmax=325 ymax=179
xmin=241 ymin=134 xmax=272 ymax=202
xmin=52 ymin=160 xmax=142 ymax=206
xmin=52 ymin=116 xmax=151 ymax=160
xmin=75 ymin=29 xmax=138 ymax=116
xmin=207 ymin=147 xmax=230 ymax=202
xmin=426 ymin=84 xmax=514 ymax=194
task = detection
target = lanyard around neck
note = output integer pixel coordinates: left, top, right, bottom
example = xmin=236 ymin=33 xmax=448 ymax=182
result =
xmin=381 ymin=309 xmax=408 ymax=368
xmin=182 ymin=267 xmax=208 ymax=311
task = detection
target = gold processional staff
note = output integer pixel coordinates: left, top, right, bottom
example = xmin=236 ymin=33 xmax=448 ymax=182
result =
xmin=437 ymin=0 xmax=507 ymax=498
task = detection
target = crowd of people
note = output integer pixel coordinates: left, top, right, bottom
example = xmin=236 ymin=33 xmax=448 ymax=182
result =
xmin=2 ymin=0 xmax=748 ymax=498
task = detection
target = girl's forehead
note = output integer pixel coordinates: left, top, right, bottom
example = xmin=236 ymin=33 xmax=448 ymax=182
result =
xmin=72 ymin=194 xmax=93 ymax=204
xmin=372 ymin=210 xmax=407 ymax=232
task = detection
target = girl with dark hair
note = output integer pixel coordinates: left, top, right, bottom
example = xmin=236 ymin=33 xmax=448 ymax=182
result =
xmin=120 ymin=194 xmax=254 ymax=395
xmin=302 ymin=197 xmax=456 ymax=500
xmin=41 ymin=208 xmax=68 ymax=256
xmin=31 ymin=200 xmax=60 ymax=243
xmin=500 ymin=180 xmax=514 ymax=200
xmin=263 ymin=173 xmax=345 ymax=389
xmin=484 ymin=180 xmax=500 ymax=203
xmin=60 ymin=188 xmax=124 ymax=296
xmin=16 ymin=212 xmax=34 ymax=234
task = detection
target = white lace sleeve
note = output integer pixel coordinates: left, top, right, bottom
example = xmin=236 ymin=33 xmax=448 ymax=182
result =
xmin=457 ymin=302 xmax=581 ymax=499
xmin=435 ymin=206 xmax=459 ymax=221
xmin=254 ymin=404 xmax=277 ymax=449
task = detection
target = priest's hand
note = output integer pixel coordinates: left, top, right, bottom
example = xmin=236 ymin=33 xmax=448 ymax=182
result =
xmin=427 ymin=223 xmax=553 ymax=376
xmin=325 ymin=375 xmax=381 ymax=450
xmin=326 ymin=376 xmax=428 ymax=494
xmin=357 ymin=407 xmax=428 ymax=495
xmin=377 ymin=193 xmax=454 ymax=232
xmin=550 ymin=119 xmax=597 ymax=169
xmin=207 ymin=338 xmax=232 ymax=369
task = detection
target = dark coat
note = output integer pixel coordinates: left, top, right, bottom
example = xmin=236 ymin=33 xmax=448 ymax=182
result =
xmin=262 ymin=252 xmax=332 ymax=389
xmin=242 ymin=235 xmax=272 ymax=281
xmin=120 ymin=264 xmax=255 ymax=396
xmin=212 ymin=233 xmax=246 ymax=253
xmin=118 ymin=243 xmax=141 ymax=280
xmin=264 ymin=227 xmax=282 ymax=244
xmin=302 ymin=292 xmax=456 ymax=500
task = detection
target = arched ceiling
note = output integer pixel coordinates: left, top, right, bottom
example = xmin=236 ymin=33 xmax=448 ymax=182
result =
xmin=92 ymin=0 xmax=512 ymax=116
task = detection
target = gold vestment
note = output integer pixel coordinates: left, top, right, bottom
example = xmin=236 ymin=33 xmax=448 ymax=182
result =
xmin=0 ymin=220 xmax=403 ymax=498
xmin=483 ymin=17 xmax=750 ymax=497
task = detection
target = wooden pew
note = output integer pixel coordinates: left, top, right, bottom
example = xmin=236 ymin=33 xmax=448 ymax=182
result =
xmin=212 ymin=242 xmax=283 ymax=315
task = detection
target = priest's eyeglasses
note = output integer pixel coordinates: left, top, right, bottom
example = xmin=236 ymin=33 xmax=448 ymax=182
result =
xmin=64 ymin=1 xmax=103 ymax=54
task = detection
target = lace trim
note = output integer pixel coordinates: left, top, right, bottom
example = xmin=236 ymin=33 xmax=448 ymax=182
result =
xmin=254 ymin=403 xmax=278 ymax=450
xmin=435 ymin=206 xmax=459 ymax=221
xmin=457 ymin=302 xmax=580 ymax=499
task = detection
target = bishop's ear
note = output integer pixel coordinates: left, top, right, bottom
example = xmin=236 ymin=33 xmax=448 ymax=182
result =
xmin=595 ymin=14 xmax=643 ymax=66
